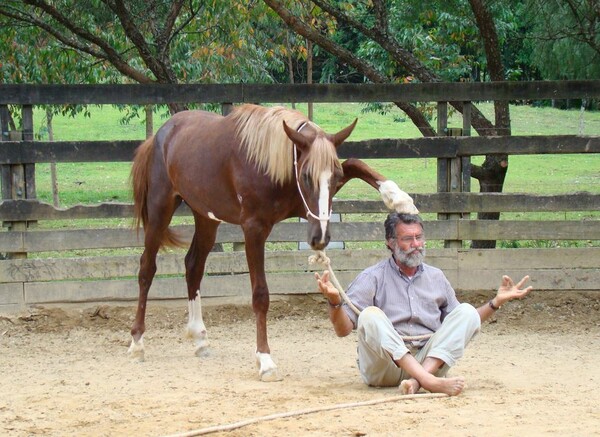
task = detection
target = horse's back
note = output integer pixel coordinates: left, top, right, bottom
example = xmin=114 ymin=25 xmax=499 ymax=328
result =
xmin=156 ymin=110 xmax=245 ymax=222
xmin=157 ymin=110 xmax=224 ymax=143
xmin=158 ymin=110 xmax=235 ymax=160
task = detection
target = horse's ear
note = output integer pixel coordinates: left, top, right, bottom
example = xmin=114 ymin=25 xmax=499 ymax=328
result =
xmin=333 ymin=118 xmax=358 ymax=148
xmin=283 ymin=120 xmax=310 ymax=150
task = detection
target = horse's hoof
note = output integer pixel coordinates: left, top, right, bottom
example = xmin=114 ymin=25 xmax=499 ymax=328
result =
xmin=194 ymin=346 xmax=210 ymax=358
xmin=255 ymin=352 xmax=282 ymax=381
xmin=259 ymin=368 xmax=283 ymax=382
xmin=127 ymin=346 xmax=145 ymax=362
xmin=128 ymin=337 xmax=145 ymax=362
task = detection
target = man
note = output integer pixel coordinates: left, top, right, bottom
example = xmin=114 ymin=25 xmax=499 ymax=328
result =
xmin=315 ymin=213 xmax=532 ymax=396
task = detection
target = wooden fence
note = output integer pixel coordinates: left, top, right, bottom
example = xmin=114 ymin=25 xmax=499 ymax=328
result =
xmin=1 ymin=81 xmax=599 ymax=312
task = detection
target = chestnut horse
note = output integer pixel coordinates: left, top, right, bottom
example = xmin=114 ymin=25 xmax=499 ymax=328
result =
xmin=128 ymin=104 xmax=417 ymax=381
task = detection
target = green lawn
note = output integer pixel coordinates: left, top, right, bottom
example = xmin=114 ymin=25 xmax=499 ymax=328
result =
xmin=31 ymin=102 xmax=600 ymax=206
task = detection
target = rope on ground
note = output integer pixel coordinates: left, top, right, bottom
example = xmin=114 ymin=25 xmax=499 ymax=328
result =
xmin=163 ymin=392 xmax=448 ymax=437
xmin=309 ymin=250 xmax=433 ymax=342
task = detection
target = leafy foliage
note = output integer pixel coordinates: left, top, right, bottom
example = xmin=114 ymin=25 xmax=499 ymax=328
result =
xmin=522 ymin=0 xmax=600 ymax=80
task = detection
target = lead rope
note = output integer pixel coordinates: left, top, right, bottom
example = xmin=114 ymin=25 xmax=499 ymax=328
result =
xmin=309 ymin=250 xmax=433 ymax=343
xmin=308 ymin=250 xmax=361 ymax=316
xmin=163 ymin=392 xmax=448 ymax=437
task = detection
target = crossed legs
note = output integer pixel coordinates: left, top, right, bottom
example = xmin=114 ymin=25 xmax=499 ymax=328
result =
xmin=356 ymin=304 xmax=480 ymax=396
xmin=397 ymin=355 xmax=462 ymax=396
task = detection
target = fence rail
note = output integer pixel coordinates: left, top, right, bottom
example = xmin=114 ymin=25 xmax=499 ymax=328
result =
xmin=1 ymin=135 xmax=599 ymax=164
xmin=2 ymin=80 xmax=599 ymax=105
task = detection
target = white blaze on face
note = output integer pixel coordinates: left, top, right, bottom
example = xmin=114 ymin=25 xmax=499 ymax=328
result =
xmin=317 ymin=169 xmax=332 ymax=244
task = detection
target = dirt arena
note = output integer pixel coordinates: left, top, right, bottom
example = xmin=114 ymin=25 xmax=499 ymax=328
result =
xmin=1 ymin=290 xmax=599 ymax=437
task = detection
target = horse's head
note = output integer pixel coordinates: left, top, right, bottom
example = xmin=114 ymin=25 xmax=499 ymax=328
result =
xmin=283 ymin=119 xmax=357 ymax=250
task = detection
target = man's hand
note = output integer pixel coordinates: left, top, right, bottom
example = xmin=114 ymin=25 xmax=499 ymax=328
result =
xmin=496 ymin=275 xmax=533 ymax=306
xmin=315 ymin=271 xmax=342 ymax=305
xmin=315 ymin=270 xmax=354 ymax=337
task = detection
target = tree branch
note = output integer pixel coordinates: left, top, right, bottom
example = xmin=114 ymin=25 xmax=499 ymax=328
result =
xmin=103 ymin=0 xmax=174 ymax=82
xmin=311 ymin=0 xmax=438 ymax=82
xmin=468 ymin=0 xmax=510 ymax=134
xmin=372 ymin=0 xmax=389 ymax=36
xmin=157 ymin=0 xmax=186 ymax=60
xmin=264 ymin=0 xmax=436 ymax=136
xmin=19 ymin=0 xmax=152 ymax=83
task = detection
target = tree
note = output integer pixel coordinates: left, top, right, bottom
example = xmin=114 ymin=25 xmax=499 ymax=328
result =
xmin=523 ymin=0 xmax=600 ymax=80
xmin=264 ymin=0 xmax=514 ymax=248
xmin=0 ymin=0 xmax=285 ymax=113
xmin=0 ymin=1 xmax=312 ymax=210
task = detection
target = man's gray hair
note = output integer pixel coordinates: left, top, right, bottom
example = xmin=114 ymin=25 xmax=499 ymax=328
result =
xmin=384 ymin=213 xmax=424 ymax=241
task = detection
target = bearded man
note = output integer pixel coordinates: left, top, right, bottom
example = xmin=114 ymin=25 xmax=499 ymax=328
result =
xmin=316 ymin=213 xmax=532 ymax=396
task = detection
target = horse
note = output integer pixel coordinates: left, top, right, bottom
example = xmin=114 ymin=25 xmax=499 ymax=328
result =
xmin=128 ymin=104 xmax=418 ymax=381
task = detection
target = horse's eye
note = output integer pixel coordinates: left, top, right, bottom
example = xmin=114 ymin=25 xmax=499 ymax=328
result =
xmin=302 ymin=173 xmax=312 ymax=188
xmin=333 ymin=168 xmax=343 ymax=181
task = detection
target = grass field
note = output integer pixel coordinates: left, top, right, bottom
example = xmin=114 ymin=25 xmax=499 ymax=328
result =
xmin=31 ymin=102 xmax=600 ymax=206
xmin=14 ymin=102 xmax=600 ymax=253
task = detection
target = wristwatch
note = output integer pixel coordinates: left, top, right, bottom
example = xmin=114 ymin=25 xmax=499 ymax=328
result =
xmin=488 ymin=299 xmax=501 ymax=311
xmin=328 ymin=299 xmax=344 ymax=309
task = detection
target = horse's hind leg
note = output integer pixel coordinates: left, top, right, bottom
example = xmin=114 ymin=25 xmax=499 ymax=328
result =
xmin=128 ymin=197 xmax=181 ymax=361
xmin=184 ymin=214 xmax=220 ymax=357
xmin=128 ymin=238 xmax=160 ymax=361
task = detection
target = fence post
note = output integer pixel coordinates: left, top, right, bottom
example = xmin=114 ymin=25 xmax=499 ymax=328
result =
xmin=221 ymin=103 xmax=237 ymax=252
xmin=1 ymin=105 xmax=36 ymax=259
xmin=436 ymin=101 xmax=463 ymax=248
xmin=461 ymin=102 xmax=472 ymax=219
xmin=145 ymin=105 xmax=153 ymax=139
xmin=22 ymin=105 xmax=36 ymax=202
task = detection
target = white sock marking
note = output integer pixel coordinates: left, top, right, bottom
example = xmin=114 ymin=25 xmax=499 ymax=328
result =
xmin=187 ymin=292 xmax=209 ymax=355
xmin=378 ymin=180 xmax=419 ymax=214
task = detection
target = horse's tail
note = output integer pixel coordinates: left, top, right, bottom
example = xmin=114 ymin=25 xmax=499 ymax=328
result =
xmin=131 ymin=137 xmax=154 ymax=234
xmin=131 ymin=136 xmax=185 ymax=249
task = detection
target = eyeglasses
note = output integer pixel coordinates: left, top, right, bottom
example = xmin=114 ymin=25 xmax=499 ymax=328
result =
xmin=398 ymin=234 xmax=425 ymax=244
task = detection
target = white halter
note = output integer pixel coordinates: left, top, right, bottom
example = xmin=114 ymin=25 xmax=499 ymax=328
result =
xmin=293 ymin=122 xmax=332 ymax=223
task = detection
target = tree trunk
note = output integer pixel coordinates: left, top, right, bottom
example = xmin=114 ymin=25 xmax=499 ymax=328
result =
xmin=46 ymin=109 xmax=60 ymax=207
xmin=307 ymin=38 xmax=313 ymax=121
xmin=469 ymin=0 xmax=511 ymax=249
xmin=470 ymin=155 xmax=508 ymax=248
xmin=286 ymin=31 xmax=296 ymax=109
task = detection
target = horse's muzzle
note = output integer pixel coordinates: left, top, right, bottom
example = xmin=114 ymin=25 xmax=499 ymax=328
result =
xmin=310 ymin=233 xmax=330 ymax=251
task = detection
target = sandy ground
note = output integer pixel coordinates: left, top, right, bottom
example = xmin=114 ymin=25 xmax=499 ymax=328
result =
xmin=1 ymin=290 xmax=599 ymax=437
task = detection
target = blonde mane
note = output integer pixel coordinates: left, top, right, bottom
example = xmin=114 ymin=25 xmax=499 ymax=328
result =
xmin=230 ymin=105 xmax=341 ymax=186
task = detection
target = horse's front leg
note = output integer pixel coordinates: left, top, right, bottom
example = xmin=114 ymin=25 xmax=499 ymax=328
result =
xmin=184 ymin=215 xmax=220 ymax=358
xmin=242 ymin=222 xmax=282 ymax=382
xmin=339 ymin=158 xmax=419 ymax=214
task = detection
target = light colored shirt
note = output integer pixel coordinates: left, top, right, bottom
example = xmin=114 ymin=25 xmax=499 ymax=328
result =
xmin=343 ymin=257 xmax=460 ymax=340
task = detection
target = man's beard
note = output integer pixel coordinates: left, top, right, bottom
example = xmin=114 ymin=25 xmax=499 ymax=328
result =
xmin=393 ymin=246 xmax=426 ymax=268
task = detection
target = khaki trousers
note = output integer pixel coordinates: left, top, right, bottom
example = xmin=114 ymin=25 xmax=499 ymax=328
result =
xmin=356 ymin=303 xmax=481 ymax=387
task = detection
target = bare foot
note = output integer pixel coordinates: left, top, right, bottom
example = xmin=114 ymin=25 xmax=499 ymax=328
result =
xmin=399 ymin=378 xmax=420 ymax=395
xmin=420 ymin=375 xmax=465 ymax=396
